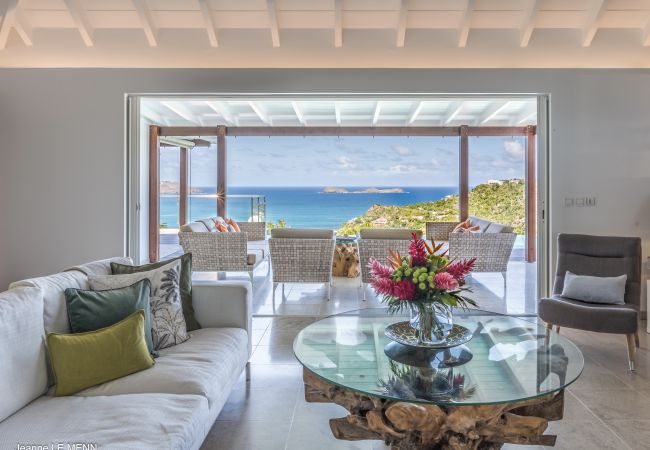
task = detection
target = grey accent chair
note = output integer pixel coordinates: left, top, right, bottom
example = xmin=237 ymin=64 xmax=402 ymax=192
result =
xmin=268 ymin=228 xmax=336 ymax=300
xmin=358 ymin=228 xmax=423 ymax=301
xmin=539 ymin=234 xmax=642 ymax=371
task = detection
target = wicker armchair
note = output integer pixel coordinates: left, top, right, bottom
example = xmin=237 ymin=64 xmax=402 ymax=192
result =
xmin=358 ymin=228 xmax=423 ymax=300
xmin=237 ymin=221 xmax=268 ymax=259
xmin=268 ymin=229 xmax=336 ymax=300
xmin=178 ymin=227 xmax=264 ymax=285
xmin=426 ymin=217 xmax=517 ymax=281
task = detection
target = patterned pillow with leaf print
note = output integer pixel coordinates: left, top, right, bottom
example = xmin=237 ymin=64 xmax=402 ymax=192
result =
xmin=87 ymin=259 xmax=190 ymax=350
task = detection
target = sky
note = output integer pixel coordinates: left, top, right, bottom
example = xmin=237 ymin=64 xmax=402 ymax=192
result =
xmin=160 ymin=135 xmax=526 ymax=187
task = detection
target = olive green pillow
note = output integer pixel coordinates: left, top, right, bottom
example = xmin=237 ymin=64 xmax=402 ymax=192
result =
xmin=111 ymin=253 xmax=200 ymax=331
xmin=47 ymin=310 xmax=155 ymax=397
xmin=64 ymin=279 xmax=156 ymax=356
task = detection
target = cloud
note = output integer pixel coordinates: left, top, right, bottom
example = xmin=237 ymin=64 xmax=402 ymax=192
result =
xmin=388 ymin=164 xmax=418 ymax=173
xmin=336 ymin=155 xmax=358 ymax=170
xmin=503 ymin=140 xmax=525 ymax=160
xmin=391 ymin=145 xmax=414 ymax=157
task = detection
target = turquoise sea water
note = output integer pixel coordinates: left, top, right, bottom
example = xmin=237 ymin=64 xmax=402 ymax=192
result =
xmin=160 ymin=186 xmax=458 ymax=229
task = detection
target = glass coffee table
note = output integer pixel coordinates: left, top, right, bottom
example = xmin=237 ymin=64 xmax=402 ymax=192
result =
xmin=293 ymin=308 xmax=583 ymax=449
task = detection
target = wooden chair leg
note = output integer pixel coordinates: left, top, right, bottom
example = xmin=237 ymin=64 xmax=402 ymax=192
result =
xmin=626 ymin=334 xmax=636 ymax=371
xmin=555 ymin=326 xmax=561 ymax=334
xmin=635 ymin=332 xmax=640 ymax=348
xmin=544 ymin=323 xmax=552 ymax=347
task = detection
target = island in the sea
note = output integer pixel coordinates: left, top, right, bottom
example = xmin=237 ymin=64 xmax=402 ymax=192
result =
xmin=322 ymin=186 xmax=406 ymax=194
xmin=160 ymin=181 xmax=202 ymax=195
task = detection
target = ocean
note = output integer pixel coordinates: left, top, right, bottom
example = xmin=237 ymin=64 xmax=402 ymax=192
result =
xmin=160 ymin=186 xmax=458 ymax=230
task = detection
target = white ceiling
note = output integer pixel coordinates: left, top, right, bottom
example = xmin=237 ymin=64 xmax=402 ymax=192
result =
xmin=2 ymin=0 xmax=650 ymax=67
xmin=141 ymin=97 xmax=538 ymax=127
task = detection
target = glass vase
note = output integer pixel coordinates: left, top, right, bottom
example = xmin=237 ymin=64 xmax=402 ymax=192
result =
xmin=410 ymin=304 xmax=453 ymax=345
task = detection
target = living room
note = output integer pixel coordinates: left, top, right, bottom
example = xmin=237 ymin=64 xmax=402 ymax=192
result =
xmin=1 ymin=1 xmax=649 ymax=449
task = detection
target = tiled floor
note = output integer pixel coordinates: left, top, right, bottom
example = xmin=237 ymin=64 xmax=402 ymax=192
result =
xmin=203 ymin=316 xmax=650 ymax=450
xmin=196 ymin=257 xmax=538 ymax=317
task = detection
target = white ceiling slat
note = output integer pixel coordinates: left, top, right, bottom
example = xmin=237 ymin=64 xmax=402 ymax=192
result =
xmin=267 ymin=0 xmax=280 ymax=47
xmin=458 ymin=0 xmax=475 ymax=48
xmin=13 ymin=7 xmax=33 ymax=46
xmin=161 ymin=101 xmax=197 ymax=124
xmin=519 ymin=0 xmax=539 ymax=47
xmin=372 ymin=101 xmax=382 ymax=125
xmin=582 ymin=0 xmax=606 ymax=47
xmin=63 ymin=0 xmax=93 ymax=47
xmin=291 ymin=101 xmax=306 ymax=125
xmin=334 ymin=102 xmax=341 ymax=125
xmin=444 ymin=101 xmax=463 ymax=124
xmin=479 ymin=100 xmax=511 ymax=124
xmin=132 ymin=0 xmax=157 ymax=47
xmin=198 ymin=0 xmax=218 ymax=47
xmin=249 ymin=101 xmax=270 ymax=124
xmin=396 ymin=0 xmax=408 ymax=48
xmin=334 ymin=0 xmax=342 ymax=48
xmin=642 ymin=14 xmax=650 ymax=46
xmin=0 ymin=0 xmax=20 ymax=49
xmin=206 ymin=101 xmax=236 ymax=125
xmin=407 ymin=101 xmax=423 ymax=124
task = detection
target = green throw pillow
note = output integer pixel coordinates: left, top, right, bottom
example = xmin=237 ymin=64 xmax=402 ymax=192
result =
xmin=111 ymin=253 xmax=200 ymax=331
xmin=47 ymin=310 xmax=155 ymax=397
xmin=64 ymin=279 xmax=156 ymax=356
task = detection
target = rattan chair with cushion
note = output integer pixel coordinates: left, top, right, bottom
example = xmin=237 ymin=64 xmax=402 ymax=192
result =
xmin=539 ymin=233 xmax=642 ymax=371
xmin=358 ymin=228 xmax=423 ymax=300
xmin=268 ymin=228 xmax=336 ymax=300
xmin=178 ymin=224 xmax=264 ymax=285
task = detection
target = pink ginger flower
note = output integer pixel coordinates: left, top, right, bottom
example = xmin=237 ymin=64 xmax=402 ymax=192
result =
xmin=392 ymin=280 xmax=417 ymax=301
xmin=445 ymin=258 xmax=476 ymax=282
xmin=408 ymin=233 xmax=428 ymax=267
xmin=434 ymin=272 xmax=459 ymax=291
xmin=368 ymin=258 xmax=393 ymax=279
xmin=370 ymin=277 xmax=396 ymax=296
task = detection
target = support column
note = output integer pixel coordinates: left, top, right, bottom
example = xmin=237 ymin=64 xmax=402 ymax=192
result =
xmin=217 ymin=125 xmax=227 ymax=218
xmin=148 ymin=125 xmax=160 ymax=263
xmin=459 ymin=125 xmax=469 ymax=222
xmin=525 ymin=125 xmax=537 ymax=263
xmin=179 ymin=146 xmax=188 ymax=226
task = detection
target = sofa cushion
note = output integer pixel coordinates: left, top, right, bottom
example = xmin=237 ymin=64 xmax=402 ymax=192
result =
xmin=199 ymin=218 xmax=217 ymax=232
xmin=9 ymin=270 xmax=88 ymax=335
xmin=484 ymin=222 xmax=513 ymax=234
xmin=468 ymin=216 xmax=492 ymax=232
xmin=48 ymin=310 xmax=155 ymax=396
xmin=359 ymin=228 xmax=422 ymax=240
xmin=66 ymin=256 xmax=133 ymax=276
xmin=76 ymin=328 xmax=248 ymax=408
xmin=271 ymin=228 xmax=335 ymax=239
xmin=0 ymin=287 xmax=48 ymax=422
xmin=0 ymin=393 xmax=209 ymax=450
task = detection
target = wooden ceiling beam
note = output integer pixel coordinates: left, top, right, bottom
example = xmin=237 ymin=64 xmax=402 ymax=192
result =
xmin=334 ymin=0 xmax=342 ymax=48
xmin=519 ymin=0 xmax=539 ymax=47
xmin=267 ymin=0 xmax=280 ymax=47
xmin=63 ymin=0 xmax=93 ymax=47
xmin=13 ymin=7 xmax=32 ymax=46
xmin=396 ymin=0 xmax=408 ymax=48
xmin=0 ymin=0 xmax=21 ymax=49
xmin=642 ymin=14 xmax=650 ymax=46
xmin=581 ymin=0 xmax=606 ymax=47
xmin=458 ymin=0 xmax=475 ymax=48
xmin=132 ymin=0 xmax=157 ymax=47
xmin=198 ymin=0 xmax=218 ymax=47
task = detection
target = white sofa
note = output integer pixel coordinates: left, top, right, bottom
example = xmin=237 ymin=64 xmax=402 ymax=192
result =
xmin=0 ymin=257 xmax=252 ymax=450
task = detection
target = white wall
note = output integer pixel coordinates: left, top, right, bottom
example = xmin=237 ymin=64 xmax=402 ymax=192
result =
xmin=0 ymin=69 xmax=648 ymax=308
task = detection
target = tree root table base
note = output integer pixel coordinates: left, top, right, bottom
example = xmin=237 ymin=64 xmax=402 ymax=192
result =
xmin=303 ymin=368 xmax=563 ymax=449
xmin=332 ymin=243 xmax=360 ymax=278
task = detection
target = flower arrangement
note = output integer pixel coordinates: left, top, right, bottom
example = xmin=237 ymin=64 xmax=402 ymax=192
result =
xmin=369 ymin=233 xmax=477 ymax=316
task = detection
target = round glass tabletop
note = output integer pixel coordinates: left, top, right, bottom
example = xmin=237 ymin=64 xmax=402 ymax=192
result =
xmin=293 ymin=308 xmax=584 ymax=406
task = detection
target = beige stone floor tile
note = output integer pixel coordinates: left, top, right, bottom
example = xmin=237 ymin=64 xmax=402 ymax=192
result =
xmin=217 ymin=386 xmax=300 ymax=422
xmin=249 ymin=345 xmax=300 ymax=365
xmin=202 ymin=420 xmax=291 ymax=450
xmin=285 ymin=420 xmax=373 ymax=450
xmin=544 ymin=420 xmax=631 ymax=450
xmin=606 ymin=420 xmax=650 ymax=450
xmin=574 ymin=389 xmax=650 ymax=422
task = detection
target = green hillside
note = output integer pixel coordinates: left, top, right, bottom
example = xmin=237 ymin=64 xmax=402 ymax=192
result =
xmin=337 ymin=179 xmax=525 ymax=235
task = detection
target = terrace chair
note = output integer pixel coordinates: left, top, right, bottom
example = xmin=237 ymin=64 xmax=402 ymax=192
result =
xmin=205 ymin=216 xmax=268 ymax=259
xmin=358 ymin=228 xmax=423 ymax=301
xmin=178 ymin=222 xmax=266 ymax=285
xmin=268 ymin=228 xmax=336 ymax=300
xmin=539 ymin=234 xmax=642 ymax=371
xmin=426 ymin=217 xmax=517 ymax=287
